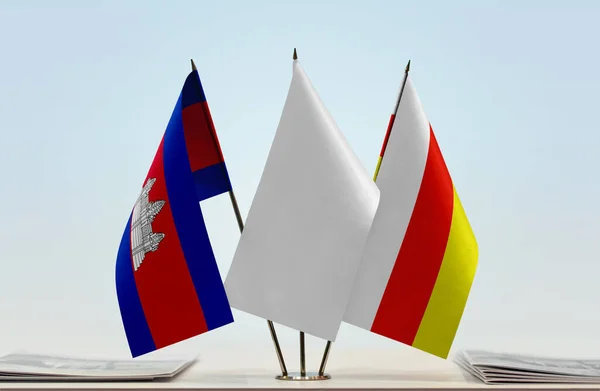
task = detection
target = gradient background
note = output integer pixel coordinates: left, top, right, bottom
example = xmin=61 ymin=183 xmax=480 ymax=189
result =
xmin=1 ymin=0 xmax=599 ymax=364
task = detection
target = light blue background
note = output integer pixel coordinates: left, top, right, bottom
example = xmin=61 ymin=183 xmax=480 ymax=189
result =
xmin=1 ymin=0 xmax=599 ymax=363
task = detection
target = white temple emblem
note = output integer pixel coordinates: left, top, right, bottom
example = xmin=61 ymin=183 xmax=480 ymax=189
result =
xmin=130 ymin=178 xmax=166 ymax=271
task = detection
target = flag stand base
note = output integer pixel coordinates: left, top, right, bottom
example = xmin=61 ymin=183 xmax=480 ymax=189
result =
xmin=275 ymin=372 xmax=331 ymax=381
xmin=273 ymin=332 xmax=332 ymax=381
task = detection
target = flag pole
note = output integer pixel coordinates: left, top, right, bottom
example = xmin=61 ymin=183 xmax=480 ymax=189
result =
xmin=227 ymin=188 xmax=289 ymax=377
xmin=274 ymin=49 xmax=333 ymax=381
xmin=293 ymin=48 xmax=307 ymax=379
xmin=190 ymin=59 xmax=288 ymax=378
xmin=317 ymin=340 xmax=331 ymax=376
xmin=300 ymin=331 xmax=306 ymax=377
xmin=295 ymin=48 xmax=331 ymax=380
xmin=373 ymin=59 xmax=411 ymax=181
xmin=292 ymin=48 xmax=307 ymax=379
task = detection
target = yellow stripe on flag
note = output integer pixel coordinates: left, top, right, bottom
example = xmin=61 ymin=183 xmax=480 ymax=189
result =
xmin=411 ymin=187 xmax=478 ymax=358
xmin=373 ymin=156 xmax=383 ymax=181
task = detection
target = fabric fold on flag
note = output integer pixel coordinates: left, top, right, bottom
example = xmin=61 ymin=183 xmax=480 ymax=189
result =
xmin=224 ymin=59 xmax=380 ymax=342
xmin=115 ymin=68 xmax=234 ymax=357
xmin=344 ymin=76 xmax=478 ymax=359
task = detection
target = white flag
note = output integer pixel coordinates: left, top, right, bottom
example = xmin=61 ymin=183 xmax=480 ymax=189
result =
xmin=224 ymin=59 xmax=380 ymax=341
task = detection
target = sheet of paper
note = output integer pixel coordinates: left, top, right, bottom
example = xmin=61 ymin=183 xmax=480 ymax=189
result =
xmin=456 ymin=350 xmax=600 ymax=384
xmin=0 ymin=353 xmax=194 ymax=380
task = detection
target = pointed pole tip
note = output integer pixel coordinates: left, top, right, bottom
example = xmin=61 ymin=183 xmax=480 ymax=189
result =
xmin=191 ymin=59 xmax=197 ymax=71
xmin=405 ymin=59 xmax=411 ymax=73
xmin=293 ymin=48 xmax=298 ymax=60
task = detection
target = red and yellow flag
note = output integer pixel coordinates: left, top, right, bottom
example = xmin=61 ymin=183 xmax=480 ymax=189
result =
xmin=344 ymin=74 xmax=478 ymax=359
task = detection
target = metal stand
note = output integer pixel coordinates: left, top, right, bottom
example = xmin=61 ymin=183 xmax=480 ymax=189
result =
xmin=274 ymin=331 xmax=332 ymax=381
xmin=268 ymin=320 xmax=288 ymax=376
xmin=318 ymin=340 xmax=332 ymax=376
xmin=276 ymin=373 xmax=331 ymax=381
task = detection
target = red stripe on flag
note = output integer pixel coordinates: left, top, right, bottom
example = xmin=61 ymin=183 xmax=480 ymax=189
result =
xmin=134 ymin=137 xmax=209 ymax=349
xmin=379 ymin=114 xmax=396 ymax=157
xmin=371 ymin=124 xmax=454 ymax=345
xmin=182 ymin=102 xmax=225 ymax=173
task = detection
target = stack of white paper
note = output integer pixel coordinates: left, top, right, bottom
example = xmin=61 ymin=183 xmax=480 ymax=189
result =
xmin=0 ymin=353 xmax=193 ymax=381
xmin=456 ymin=350 xmax=600 ymax=384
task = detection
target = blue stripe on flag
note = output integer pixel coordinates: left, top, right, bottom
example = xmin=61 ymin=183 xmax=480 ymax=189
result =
xmin=115 ymin=214 xmax=156 ymax=357
xmin=162 ymin=94 xmax=234 ymax=330
xmin=192 ymin=162 xmax=232 ymax=202
xmin=182 ymin=71 xmax=207 ymax=109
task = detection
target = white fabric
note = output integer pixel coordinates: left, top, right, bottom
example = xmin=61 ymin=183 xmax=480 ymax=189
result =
xmin=344 ymin=77 xmax=430 ymax=329
xmin=225 ymin=60 xmax=380 ymax=341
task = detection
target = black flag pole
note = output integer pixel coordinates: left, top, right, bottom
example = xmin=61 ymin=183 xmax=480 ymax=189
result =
xmin=373 ymin=59 xmax=411 ymax=181
xmin=275 ymin=48 xmax=332 ymax=381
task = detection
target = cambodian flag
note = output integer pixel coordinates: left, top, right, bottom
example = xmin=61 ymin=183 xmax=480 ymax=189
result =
xmin=115 ymin=65 xmax=234 ymax=357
